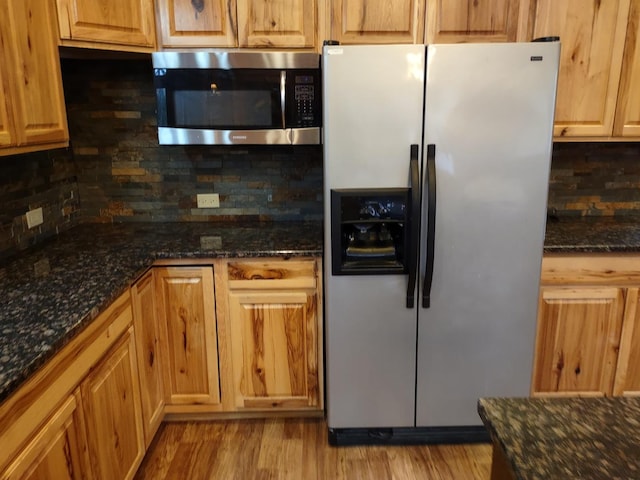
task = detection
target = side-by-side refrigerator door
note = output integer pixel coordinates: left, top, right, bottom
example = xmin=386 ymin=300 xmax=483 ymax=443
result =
xmin=416 ymin=42 xmax=559 ymax=427
xmin=322 ymin=44 xmax=425 ymax=429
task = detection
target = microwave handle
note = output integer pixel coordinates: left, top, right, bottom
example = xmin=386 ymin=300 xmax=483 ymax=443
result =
xmin=280 ymin=71 xmax=286 ymax=129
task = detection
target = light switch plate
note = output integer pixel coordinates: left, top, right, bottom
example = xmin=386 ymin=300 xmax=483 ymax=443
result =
xmin=197 ymin=193 xmax=220 ymax=208
xmin=26 ymin=207 xmax=44 ymax=228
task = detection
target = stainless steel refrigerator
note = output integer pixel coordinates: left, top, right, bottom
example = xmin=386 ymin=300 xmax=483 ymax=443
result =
xmin=322 ymin=41 xmax=560 ymax=444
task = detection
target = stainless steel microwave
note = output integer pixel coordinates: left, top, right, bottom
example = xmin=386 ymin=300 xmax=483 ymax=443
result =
xmin=151 ymin=51 xmax=321 ymax=145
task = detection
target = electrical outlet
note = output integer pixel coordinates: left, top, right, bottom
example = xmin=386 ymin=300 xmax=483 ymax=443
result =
xmin=197 ymin=193 xmax=220 ymax=208
xmin=26 ymin=207 xmax=44 ymax=229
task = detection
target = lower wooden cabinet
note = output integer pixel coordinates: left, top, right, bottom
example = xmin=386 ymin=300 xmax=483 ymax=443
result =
xmin=131 ymin=270 xmax=165 ymax=446
xmin=154 ymin=266 xmax=221 ymax=408
xmin=81 ymin=326 xmax=145 ymax=480
xmin=1 ymin=391 xmax=90 ymax=480
xmin=216 ymin=258 xmax=323 ymax=411
xmin=0 ymin=292 xmax=143 ymax=480
xmin=532 ymin=255 xmax=640 ymax=397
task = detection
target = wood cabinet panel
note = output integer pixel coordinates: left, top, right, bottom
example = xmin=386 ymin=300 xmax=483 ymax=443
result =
xmin=0 ymin=69 xmax=14 ymax=148
xmin=527 ymin=0 xmax=629 ymax=138
xmin=0 ymin=0 xmax=68 ymax=151
xmin=425 ymin=0 xmax=521 ymax=43
xmin=330 ymin=0 xmax=425 ymax=44
xmin=532 ymin=287 xmax=625 ymax=396
xmin=1 ymin=392 xmax=90 ymax=480
xmin=155 ymin=267 xmax=221 ymax=406
xmin=81 ymin=327 xmax=144 ymax=480
xmin=237 ymin=0 xmax=316 ymax=47
xmin=219 ymin=258 xmax=322 ymax=411
xmin=56 ymin=0 xmax=156 ymax=48
xmin=614 ymin=0 xmax=640 ymax=137
xmin=228 ymin=289 xmax=320 ymax=409
xmin=0 ymin=292 xmax=132 ymax=474
xmin=614 ymin=288 xmax=640 ymax=396
xmin=156 ymin=0 xmax=238 ymax=47
xmin=131 ymin=270 xmax=165 ymax=447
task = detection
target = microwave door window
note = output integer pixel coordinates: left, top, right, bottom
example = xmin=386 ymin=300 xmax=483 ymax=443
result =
xmin=173 ymin=90 xmax=272 ymax=128
xmin=159 ymin=69 xmax=283 ymax=130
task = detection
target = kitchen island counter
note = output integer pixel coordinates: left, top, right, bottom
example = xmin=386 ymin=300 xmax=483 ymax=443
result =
xmin=0 ymin=222 xmax=322 ymax=404
xmin=478 ymin=396 xmax=640 ymax=479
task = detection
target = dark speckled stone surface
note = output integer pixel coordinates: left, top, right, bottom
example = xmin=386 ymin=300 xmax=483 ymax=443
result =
xmin=0 ymin=222 xmax=322 ymax=404
xmin=544 ymin=216 xmax=640 ymax=253
xmin=2 ymin=216 xmax=640 ymax=407
xmin=479 ymin=397 xmax=640 ymax=479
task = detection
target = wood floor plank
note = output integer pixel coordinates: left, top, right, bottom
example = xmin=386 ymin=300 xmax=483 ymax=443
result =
xmin=134 ymin=418 xmax=492 ymax=480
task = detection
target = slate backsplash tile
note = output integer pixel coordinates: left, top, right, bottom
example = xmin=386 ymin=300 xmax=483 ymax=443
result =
xmin=61 ymin=58 xmax=324 ymax=224
xmin=1 ymin=56 xmax=640 ymax=259
xmin=548 ymin=143 xmax=640 ymax=216
xmin=0 ymin=149 xmax=79 ymax=260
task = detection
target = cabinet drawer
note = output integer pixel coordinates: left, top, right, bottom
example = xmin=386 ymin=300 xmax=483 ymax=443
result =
xmin=227 ymin=259 xmax=317 ymax=290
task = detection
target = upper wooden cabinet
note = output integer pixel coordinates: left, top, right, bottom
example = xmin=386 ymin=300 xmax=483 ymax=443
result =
xmin=425 ymin=0 xmax=523 ymax=43
xmin=328 ymin=0 xmax=425 ymax=44
xmin=156 ymin=0 xmax=238 ymax=47
xmin=0 ymin=0 xmax=68 ymax=156
xmin=523 ymin=0 xmax=633 ymax=139
xmin=614 ymin=0 xmax=640 ymax=137
xmin=56 ymin=0 xmax=156 ymax=51
xmin=237 ymin=0 xmax=317 ymax=47
xmin=157 ymin=0 xmax=321 ymax=48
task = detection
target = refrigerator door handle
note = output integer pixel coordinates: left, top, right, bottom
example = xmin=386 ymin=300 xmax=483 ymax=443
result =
xmin=406 ymin=144 xmax=420 ymax=308
xmin=422 ymin=144 xmax=436 ymax=308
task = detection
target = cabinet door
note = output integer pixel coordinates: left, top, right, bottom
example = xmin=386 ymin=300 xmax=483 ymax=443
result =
xmin=156 ymin=0 xmax=238 ymax=47
xmin=1 ymin=392 xmax=90 ymax=480
xmin=237 ymin=0 xmax=316 ymax=48
xmin=0 ymin=0 xmax=68 ymax=148
xmin=614 ymin=288 xmax=640 ymax=396
xmin=0 ymin=62 xmax=14 ymax=147
xmin=527 ymin=0 xmax=630 ymax=138
xmin=56 ymin=0 xmax=156 ymax=48
xmin=614 ymin=0 xmax=640 ymax=137
xmin=81 ymin=328 xmax=144 ymax=480
xmin=330 ymin=0 xmax=425 ymax=44
xmin=131 ymin=270 xmax=164 ymax=447
xmin=425 ymin=0 xmax=521 ymax=43
xmin=532 ymin=287 xmax=625 ymax=396
xmin=155 ymin=267 xmax=221 ymax=406
xmin=228 ymin=289 xmax=320 ymax=409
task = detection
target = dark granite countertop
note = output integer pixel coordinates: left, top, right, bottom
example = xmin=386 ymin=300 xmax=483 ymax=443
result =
xmin=544 ymin=216 xmax=640 ymax=253
xmin=478 ymin=396 xmax=640 ymax=479
xmin=2 ymin=215 xmax=640 ymax=408
xmin=0 ymin=222 xmax=322 ymax=404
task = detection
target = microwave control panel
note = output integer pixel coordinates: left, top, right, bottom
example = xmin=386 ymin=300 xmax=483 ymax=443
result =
xmin=290 ymin=72 xmax=320 ymax=127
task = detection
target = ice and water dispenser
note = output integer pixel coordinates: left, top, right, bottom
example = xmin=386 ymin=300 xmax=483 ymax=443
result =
xmin=330 ymin=189 xmax=411 ymax=275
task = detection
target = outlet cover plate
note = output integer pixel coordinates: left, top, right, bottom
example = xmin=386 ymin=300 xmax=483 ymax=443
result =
xmin=197 ymin=193 xmax=220 ymax=208
xmin=26 ymin=207 xmax=44 ymax=228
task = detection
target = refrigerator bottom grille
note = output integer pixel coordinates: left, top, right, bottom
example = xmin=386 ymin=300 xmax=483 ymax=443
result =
xmin=327 ymin=426 xmax=489 ymax=446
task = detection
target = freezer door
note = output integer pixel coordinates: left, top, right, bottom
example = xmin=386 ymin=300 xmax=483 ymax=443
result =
xmin=416 ymin=42 xmax=559 ymax=426
xmin=322 ymin=44 xmax=425 ymax=428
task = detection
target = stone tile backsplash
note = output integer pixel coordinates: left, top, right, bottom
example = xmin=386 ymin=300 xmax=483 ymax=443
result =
xmin=0 ymin=57 xmax=639 ymax=259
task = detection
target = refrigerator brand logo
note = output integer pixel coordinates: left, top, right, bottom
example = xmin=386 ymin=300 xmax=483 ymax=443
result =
xmin=530 ymin=56 xmax=543 ymax=62
xmin=232 ymin=135 xmax=247 ymax=140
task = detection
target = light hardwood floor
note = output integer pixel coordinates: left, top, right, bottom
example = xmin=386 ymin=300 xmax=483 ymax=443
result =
xmin=134 ymin=418 xmax=492 ymax=479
